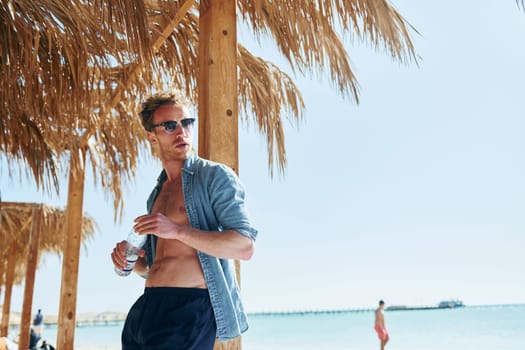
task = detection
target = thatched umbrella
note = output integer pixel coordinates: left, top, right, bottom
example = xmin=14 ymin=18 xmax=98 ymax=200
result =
xmin=0 ymin=257 xmax=26 ymax=327
xmin=1 ymin=0 xmax=417 ymax=189
xmin=0 ymin=202 xmax=95 ymax=349
xmin=1 ymin=1 xmax=417 ymax=349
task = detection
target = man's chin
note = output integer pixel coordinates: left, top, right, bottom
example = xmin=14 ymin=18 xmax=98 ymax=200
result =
xmin=178 ymin=146 xmax=193 ymax=159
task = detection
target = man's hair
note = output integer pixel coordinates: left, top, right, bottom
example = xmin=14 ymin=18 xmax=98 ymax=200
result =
xmin=139 ymin=90 xmax=190 ymax=131
xmin=379 ymin=300 xmax=385 ymax=305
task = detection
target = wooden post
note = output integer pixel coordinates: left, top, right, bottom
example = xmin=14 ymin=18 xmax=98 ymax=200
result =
xmin=0 ymin=260 xmax=5 ymax=307
xmin=18 ymin=204 xmax=44 ymax=350
xmin=198 ymin=0 xmax=239 ymax=172
xmin=0 ymin=243 xmax=17 ymax=336
xmin=199 ymin=1 xmax=240 ymax=350
xmin=56 ymin=147 xmax=87 ymax=350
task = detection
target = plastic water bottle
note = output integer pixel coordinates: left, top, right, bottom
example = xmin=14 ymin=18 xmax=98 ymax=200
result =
xmin=114 ymin=229 xmax=147 ymax=277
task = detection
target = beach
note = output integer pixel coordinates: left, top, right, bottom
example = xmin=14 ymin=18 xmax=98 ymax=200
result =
xmin=5 ymin=304 xmax=525 ymax=350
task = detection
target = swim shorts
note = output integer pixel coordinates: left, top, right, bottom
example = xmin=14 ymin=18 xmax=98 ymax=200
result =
xmin=375 ymin=324 xmax=389 ymax=341
xmin=122 ymin=287 xmax=217 ymax=350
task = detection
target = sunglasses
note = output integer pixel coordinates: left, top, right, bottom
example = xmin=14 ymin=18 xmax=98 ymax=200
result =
xmin=150 ymin=118 xmax=196 ymax=133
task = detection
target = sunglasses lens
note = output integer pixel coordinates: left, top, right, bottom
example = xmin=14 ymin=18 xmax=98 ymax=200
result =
xmin=181 ymin=118 xmax=195 ymax=128
xmin=163 ymin=121 xmax=178 ymax=133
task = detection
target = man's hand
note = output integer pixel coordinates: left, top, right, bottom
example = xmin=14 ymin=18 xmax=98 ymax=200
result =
xmin=111 ymin=240 xmax=145 ymax=270
xmin=133 ymin=213 xmax=181 ymax=239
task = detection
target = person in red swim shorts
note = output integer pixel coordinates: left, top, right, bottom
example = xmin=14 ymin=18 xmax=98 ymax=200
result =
xmin=374 ymin=300 xmax=389 ymax=350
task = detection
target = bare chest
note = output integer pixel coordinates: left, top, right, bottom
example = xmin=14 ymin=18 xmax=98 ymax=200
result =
xmin=152 ymin=179 xmax=189 ymax=225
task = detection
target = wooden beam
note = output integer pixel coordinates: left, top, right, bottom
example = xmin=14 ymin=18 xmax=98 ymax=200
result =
xmin=56 ymin=147 xmax=87 ymax=350
xmin=198 ymin=0 xmax=239 ymax=173
xmin=0 ymin=261 xmax=4 ymax=307
xmin=0 ymin=243 xmax=16 ymax=336
xmin=0 ymin=202 xmax=42 ymax=209
xmin=199 ymin=1 xmax=240 ymax=350
xmin=18 ymin=204 xmax=44 ymax=350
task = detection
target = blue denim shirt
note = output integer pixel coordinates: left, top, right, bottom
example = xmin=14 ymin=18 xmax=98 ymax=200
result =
xmin=143 ymin=152 xmax=258 ymax=341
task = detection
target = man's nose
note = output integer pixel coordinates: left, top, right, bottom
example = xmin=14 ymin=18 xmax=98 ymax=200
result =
xmin=175 ymin=123 xmax=188 ymax=135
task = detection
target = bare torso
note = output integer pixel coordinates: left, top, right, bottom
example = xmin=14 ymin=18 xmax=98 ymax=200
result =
xmin=375 ymin=308 xmax=385 ymax=327
xmin=145 ymin=176 xmax=206 ymax=288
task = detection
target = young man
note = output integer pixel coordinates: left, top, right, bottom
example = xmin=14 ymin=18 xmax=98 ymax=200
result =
xmin=374 ymin=300 xmax=389 ymax=350
xmin=111 ymin=91 xmax=257 ymax=349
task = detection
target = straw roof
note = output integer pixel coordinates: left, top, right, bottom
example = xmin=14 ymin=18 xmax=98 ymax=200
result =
xmin=0 ymin=202 xmax=96 ymax=286
xmin=1 ymin=0 xmax=417 ymax=216
xmin=0 ymin=260 xmax=26 ymax=287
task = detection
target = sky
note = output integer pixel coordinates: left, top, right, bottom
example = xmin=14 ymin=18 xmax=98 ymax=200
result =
xmin=1 ymin=0 xmax=525 ymax=317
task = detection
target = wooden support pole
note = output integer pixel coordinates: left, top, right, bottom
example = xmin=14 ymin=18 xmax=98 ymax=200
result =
xmin=0 ymin=260 xmax=5 ymax=307
xmin=199 ymin=1 xmax=240 ymax=350
xmin=0 ymin=243 xmax=17 ymax=336
xmin=56 ymin=147 xmax=87 ymax=350
xmin=198 ymin=0 xmax=239 ymax=173
xmin=18 ymin=204 xmax=44 ymax=350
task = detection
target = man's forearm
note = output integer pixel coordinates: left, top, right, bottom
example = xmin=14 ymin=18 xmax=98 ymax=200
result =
xmin=177 ymin=227 xmax=254 ymax=260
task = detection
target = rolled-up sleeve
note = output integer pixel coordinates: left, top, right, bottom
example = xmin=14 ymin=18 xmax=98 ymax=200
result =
xmin=209 ymin=165 xmax=258 ymax=241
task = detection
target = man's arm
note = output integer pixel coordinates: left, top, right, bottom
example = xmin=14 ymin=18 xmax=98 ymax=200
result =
xmin=177 ymin=226 xmax=254 ymax=260
xmin=133 ymin=212 xmax=254 ymax=260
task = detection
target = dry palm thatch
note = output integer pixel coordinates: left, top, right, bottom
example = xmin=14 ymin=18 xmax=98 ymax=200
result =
xmin=0 ymin=258 xmax=33 ymax=288
xmin=1 ymin=0 xmax=158 ymax=216
xmin=1 ymin=0 xmax=417 ymax=215
xmin=0 ymin=258 xmax=26 ymax=288
xmin=0 ymin=201 xmax=96 ymax=280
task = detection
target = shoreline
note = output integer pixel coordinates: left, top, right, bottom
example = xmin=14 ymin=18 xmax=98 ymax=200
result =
xmin=3 ymin=305 xmax=523 ymax=350
xmin=6 ymin=302 xmax=524 ymax=327
xmin=6 ymin=311 xmax=127 ymax=328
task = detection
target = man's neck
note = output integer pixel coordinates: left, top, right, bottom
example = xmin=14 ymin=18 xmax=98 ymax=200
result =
xmin=162 ymin=158 xmax=186 ymax=181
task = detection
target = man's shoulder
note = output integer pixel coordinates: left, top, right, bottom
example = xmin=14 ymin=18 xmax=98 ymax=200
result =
xmin=191 ymin=155 xmax=236 ymax=176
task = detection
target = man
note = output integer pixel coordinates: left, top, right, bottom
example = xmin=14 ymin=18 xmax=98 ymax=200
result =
xmin=374 ymin=300 xmax=389 ymax=350
xmin=111 ymin=91 xmax=257 ymax=350
xmin=32 ymin=309 xmax=44 ymax=336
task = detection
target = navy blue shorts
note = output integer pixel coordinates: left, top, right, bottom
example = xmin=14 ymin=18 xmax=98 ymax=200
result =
xmin=122 ymin=287 xmax=216 ymax=350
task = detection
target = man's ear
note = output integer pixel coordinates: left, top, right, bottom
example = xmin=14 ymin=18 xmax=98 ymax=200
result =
xmin=147 ymin=131 xmax=157 ymax=145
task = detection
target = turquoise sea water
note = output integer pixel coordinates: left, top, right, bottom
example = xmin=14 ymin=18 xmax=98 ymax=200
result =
xmin=9 ymin=304 xmax=525 ymax=349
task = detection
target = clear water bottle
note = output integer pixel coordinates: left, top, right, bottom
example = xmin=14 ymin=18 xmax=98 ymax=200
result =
xmin=114 ymin=229 xmax=147 ymax=277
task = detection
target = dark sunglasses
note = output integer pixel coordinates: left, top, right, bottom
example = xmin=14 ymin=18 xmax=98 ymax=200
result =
xmin=150 ymin=118 xmax=195 ymax=133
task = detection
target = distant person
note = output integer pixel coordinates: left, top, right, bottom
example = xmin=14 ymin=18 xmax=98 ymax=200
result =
xmin=29 ymin=328 xmax=41 ymax=350
xmin=110 ymin=91 xmax=257 ymax=349
xmin=33 ymin=309 xmax=44 ymax=336
xmin=32 ymin=309 xmax=44 ymax=336
xmin=374 ymin=300 xmax=389 ymax=350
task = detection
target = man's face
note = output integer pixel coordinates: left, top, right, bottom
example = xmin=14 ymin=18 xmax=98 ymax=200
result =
xmin=147 ymin=104 xmax=194 ymax=161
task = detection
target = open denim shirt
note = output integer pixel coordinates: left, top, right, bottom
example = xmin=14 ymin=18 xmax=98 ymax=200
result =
xmin=143 ymin=152 xmax=258 ymax=341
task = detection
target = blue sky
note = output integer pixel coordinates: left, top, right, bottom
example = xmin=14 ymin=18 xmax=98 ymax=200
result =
xmin=2 ymin=0 xmax=525 ymax=316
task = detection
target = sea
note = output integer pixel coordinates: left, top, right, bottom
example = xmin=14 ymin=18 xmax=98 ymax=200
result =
xmin=7 ymin=304 xmax=525 ymax=350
